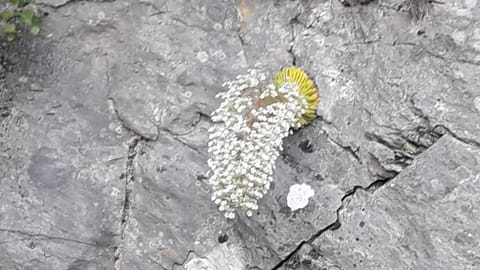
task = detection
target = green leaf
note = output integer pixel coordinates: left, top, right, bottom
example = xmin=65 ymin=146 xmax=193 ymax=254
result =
xmin=20 ymin=9 xmax=34 ymax=24
xmin=32 ymin=15 xmax=41 ymax=26
xmin=3 ymin=23 xmax=16 ymax=33
xmin=19 ymin=0 xmax=33 ymax=5
xmin=7 ymin=0 xmax=20 ymax=7
xmin=1 ymin=10 xmax=15 ymax=22
xmin=6 ymin=32 xmax=15 ymax=41
xmin=30 ymin=25 xmax=39 ymax=35
xmin=17 ymin=0 xmax=28 ymax=7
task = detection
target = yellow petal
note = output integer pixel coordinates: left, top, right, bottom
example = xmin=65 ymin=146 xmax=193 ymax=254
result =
xmin=274 ymin=67 xmax=319 ymax=126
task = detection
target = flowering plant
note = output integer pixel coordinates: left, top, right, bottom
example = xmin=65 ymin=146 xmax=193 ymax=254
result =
xmin=207 ymin=67 xmax=319 ymax=219
xmin=1 ymin=0 xmax=41 ymax=41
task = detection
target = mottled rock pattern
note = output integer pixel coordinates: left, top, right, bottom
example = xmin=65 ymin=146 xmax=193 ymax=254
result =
xmin=0 ymin=26 xmax=128 ymax=270
xmin=283 ymin=135 xmax=480 ymax=269
xmin=0 ymin=0 xmax=479 ymax=269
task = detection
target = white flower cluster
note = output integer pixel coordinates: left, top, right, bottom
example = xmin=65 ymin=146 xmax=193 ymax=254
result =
xmin=207 ymin=69 xmax=309 ymax=219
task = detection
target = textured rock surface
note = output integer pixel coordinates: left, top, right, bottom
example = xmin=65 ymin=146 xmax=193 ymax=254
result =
xmin=0 ymin=27 xmax=128 ymax=269
xmin=282 ymin=135 xmax=480 ymax=269
xmin=0 ymin=0 xmax=479 ymax=269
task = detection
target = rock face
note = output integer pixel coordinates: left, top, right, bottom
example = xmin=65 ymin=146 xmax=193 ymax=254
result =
xmin=0 ymin=0 xmax=479 ymax=269
xmin=282 ymin=135 xmax=480 ymax=269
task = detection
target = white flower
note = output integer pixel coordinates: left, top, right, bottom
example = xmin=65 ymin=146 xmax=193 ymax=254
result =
xmin=207 ymin=69 xmax=310 ymax=219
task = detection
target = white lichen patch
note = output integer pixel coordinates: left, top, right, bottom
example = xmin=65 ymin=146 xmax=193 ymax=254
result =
xmin=196 ymin=51 xmax=209 ymax=63
xmin=184 ymin=257 xmax=215 ymax=270
xmin=184 ymin=244 xmax=245 ymax=270
xmin=287 ymin=183 xmax=315 ymax=211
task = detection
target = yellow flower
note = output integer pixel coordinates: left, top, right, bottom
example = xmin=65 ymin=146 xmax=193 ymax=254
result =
xmin=274 ymin=67 xmax=319 ymax=126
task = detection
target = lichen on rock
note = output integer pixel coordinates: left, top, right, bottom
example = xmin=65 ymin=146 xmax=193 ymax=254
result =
xmin=287 ymin=183 xmax=315 ymax=211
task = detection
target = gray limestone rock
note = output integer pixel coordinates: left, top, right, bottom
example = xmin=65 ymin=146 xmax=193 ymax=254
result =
xmin=0 ymin=0 xmax=479 ymax=269
xmin=283 ymin=135 xmax=480 ymax=269
xmin=0 ymin=7 xmax=128 ymax=269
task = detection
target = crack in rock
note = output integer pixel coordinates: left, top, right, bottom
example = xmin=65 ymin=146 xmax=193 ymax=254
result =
xmin=287 ymin=12 xmax=301 ymax=66
xmin=159 ymin=129 xmax=204 ymax=156
xmin=0 ymin=228 xmax=97 ymax=246
xmin=138 ymin=0 xmax=169 ymax=16
xmin=272 ymin=173 xmax=404 ymax=269
xmin=108 ymin=98 xmax=159 ymax=141
xmin=325 ymin=135 xmax=363 ymax=165
xmin=113 ymin=137 xmax=141 ymax=270
xmin=273 ymin=127 xmax=447 ymax=269
xmin=171 ymin=250 xmax=207 ymax=270
xmin=38 ymin=0 xmax=117 ymax=9
xmin=438 ymin=125 xmax=480 ymax=148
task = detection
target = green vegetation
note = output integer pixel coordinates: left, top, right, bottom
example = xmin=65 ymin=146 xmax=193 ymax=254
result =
xmin=0 ymin=0 xmax=41 ymax=41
